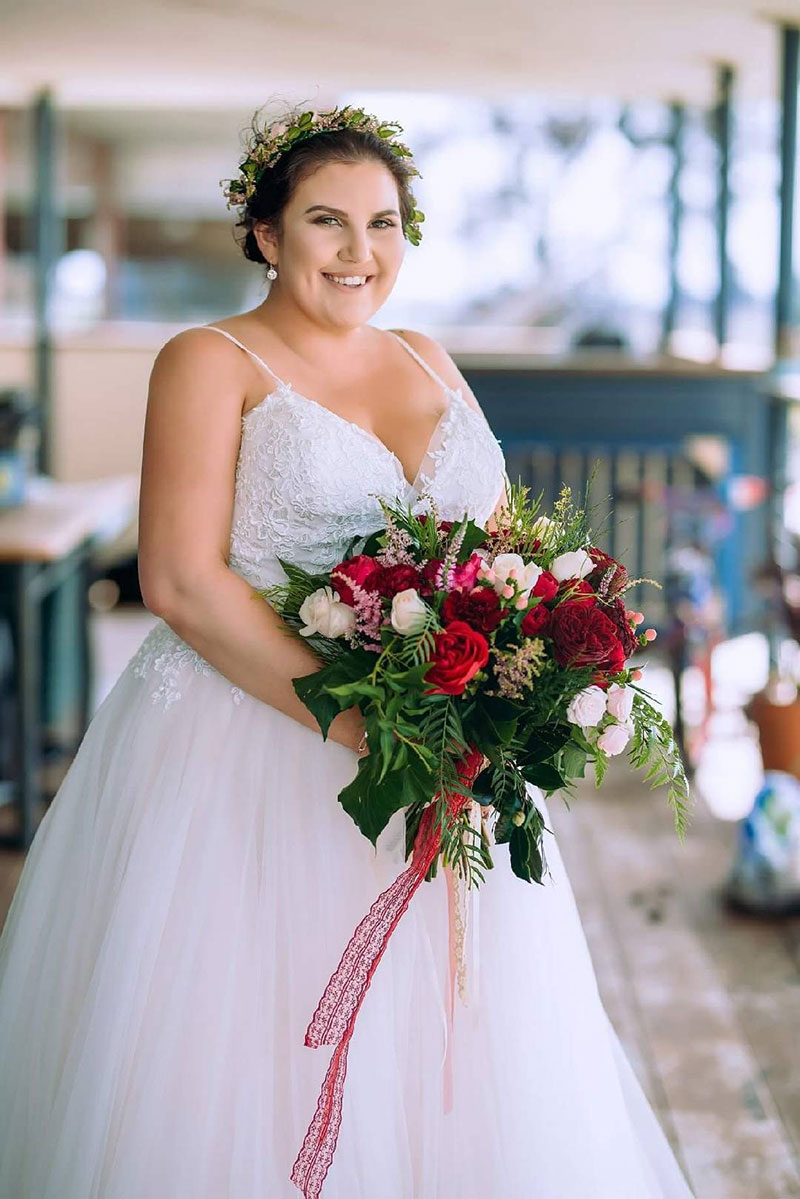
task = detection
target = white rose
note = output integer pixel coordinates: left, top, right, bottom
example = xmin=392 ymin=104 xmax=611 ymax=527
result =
xmin=597 ymin=720 xmax=634 ymax=756
xmin=566 ymin=685 xmax=608 ymax=728
xmin=490 ymin=553 xmax=543 ymax=597
xmin=298 ymin=586 xmax=356 ymax=639
xmin=606 ymin=684 xmax=634 ymax=722
xmin=390 ymin=588 xmax=428 ymax=635
xmin=550 ymin=549 xmax=594 ymax=582
xmin=532 ymin=515 xmax=555 ymax=538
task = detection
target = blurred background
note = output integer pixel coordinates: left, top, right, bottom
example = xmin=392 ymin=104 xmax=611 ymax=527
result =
xmin=3 ymin=2 xmax=800 ymax=1193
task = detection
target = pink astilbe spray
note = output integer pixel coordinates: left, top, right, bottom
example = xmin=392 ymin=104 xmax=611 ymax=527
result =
xmin=345 ymin=582 xmax=385 ymax=652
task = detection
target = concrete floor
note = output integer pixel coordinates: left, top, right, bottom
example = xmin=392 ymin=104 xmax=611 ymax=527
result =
xmin=2 ymin=611 xmax=800 ymax=1197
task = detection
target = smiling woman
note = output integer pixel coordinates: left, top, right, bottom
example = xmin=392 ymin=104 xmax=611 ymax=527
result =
xmin=0 ymin=101 xmax=695 ymax=1199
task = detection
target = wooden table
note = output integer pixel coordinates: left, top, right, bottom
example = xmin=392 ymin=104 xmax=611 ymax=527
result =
xmin=0 ymin=475 xmax=138 ymax=848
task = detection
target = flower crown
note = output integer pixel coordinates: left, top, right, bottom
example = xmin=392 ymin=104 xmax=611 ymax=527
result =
xmin=220 ymin=104 xmax=425 ymax=246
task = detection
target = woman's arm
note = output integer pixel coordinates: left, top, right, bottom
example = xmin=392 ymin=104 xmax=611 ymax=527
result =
xmin=137 ymin=328 xmax=365 ymax=753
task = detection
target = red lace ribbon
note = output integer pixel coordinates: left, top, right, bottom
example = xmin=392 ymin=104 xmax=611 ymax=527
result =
xmin=290 ymin=746 xmax=484 ymax=1199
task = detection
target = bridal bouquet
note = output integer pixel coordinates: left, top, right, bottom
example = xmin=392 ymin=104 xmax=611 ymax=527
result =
xmin=263 ymin=481 xmax=689 ymax=884
xmin=261 ymin=481 xmax=690 ymax=1199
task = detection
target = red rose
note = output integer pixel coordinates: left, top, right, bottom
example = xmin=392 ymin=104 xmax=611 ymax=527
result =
xmin=330 ymin=554 xmax=380 ymax=604
xmin=557 ymin=579 xmax=597 ymax=606
xmin=442 ymin=587 xmax=503 ymax=633
xmin=588 ymin=547 xmax=628 ymax=597
xmin=549 ymin=603 xmax=624 ymax=670
xmin=364 ymin=563 xmax=421 ymax=599
xmin=532 ymin=571 xmax=558 ymax=602
xmin=424 ymin=620 xmax=490 ymax=695
xmin=521 ymin=602 xmax=551 ymax=636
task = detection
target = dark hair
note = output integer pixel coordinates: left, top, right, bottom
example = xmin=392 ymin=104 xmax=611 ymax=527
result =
xmin=233 ymin=106 xmax=419 ymax=270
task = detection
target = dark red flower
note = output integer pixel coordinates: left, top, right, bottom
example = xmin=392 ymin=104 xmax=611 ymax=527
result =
xmin=557 ymin=579 xmax=597 ymax=606
xmin=532 ymin=571 xmax=559 ymax=603
xmin=442 ymin=587 xmax=503 ymax=633
xmin=606 ymin=596 xmax=639 ymax=657
xmin=521 ymin=602 xmax=552 ymax=636
xmin=587 ymin=546 xmax=629 ymax=598
xmin=419 ymin=558 xmax=444 ymax=596
xmin=363 ymin=563 xmax=421 ymax=599
xmin=549 ymin=603 xmax=624 ymax=670
xmin=330 ymin=554 xmax=380 ymax=605
xmin=424 ymin=620 xmax=490 ymax=696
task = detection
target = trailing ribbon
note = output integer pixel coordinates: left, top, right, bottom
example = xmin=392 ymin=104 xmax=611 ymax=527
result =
xmin=290 ymin=746 xmax=484 ymax=1199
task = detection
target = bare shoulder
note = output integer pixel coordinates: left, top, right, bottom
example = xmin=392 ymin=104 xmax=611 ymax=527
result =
xmin=387 ymin=327 xmax=483 ymax=416
xmin=150 ymin=325 xmax=252 ymax=398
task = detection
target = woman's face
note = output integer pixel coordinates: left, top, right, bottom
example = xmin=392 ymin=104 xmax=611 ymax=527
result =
xmin=254 ymin=159 xmax=407 ymax=329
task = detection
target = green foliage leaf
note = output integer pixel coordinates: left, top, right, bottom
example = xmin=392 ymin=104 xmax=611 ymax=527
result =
xmin=560 ymin=740 xmax=588 ymax=779
xmin=508 ymin=823 xmax=545 ymax=884
xmin=521 ymin=723 xmax=572 ymax=764
xmin=468 ymin=694 xmax=519 ymax=756
xmin=455 ymin=518 xmax=490 ymax=561
xmin=628 ymin=692 xmax=693 ymax=839
xmin=517 ymin=761 xmax=565 ymax=792
xmin=471 ymin=766 xmax=496 ymax=806
xmin=292 ymin=649 xmax=375 ymax=738
xmin=339 ymin=752 xmax=435 ymax=845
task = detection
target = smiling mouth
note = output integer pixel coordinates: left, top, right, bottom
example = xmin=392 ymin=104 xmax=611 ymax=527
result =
xmin=322 ymin=273 xmax=375 ymax=290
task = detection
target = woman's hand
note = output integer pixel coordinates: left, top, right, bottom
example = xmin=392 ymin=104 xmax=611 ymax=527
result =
xmin=329 ymin=706 xmax=369 ymax=757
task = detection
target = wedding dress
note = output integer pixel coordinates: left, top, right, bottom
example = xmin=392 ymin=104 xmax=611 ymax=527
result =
xmin=0 ymin=326 xmax=695 ymax=1198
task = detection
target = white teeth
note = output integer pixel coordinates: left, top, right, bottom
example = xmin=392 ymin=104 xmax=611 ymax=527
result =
xmin=324 ymin=274 xmax=369 ymax=286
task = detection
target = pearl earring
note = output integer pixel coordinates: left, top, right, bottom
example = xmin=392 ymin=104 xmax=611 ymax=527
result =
xmin=266 ymin=263 xmax=278 ymax=280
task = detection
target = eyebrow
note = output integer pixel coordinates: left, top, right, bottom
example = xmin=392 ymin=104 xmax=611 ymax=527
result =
xmin=304 ymin=205 xmax=400 ymax=218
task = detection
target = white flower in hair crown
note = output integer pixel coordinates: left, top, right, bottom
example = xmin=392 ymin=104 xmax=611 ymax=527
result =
xmin=220 ymin=104 xmax=426 ymax=246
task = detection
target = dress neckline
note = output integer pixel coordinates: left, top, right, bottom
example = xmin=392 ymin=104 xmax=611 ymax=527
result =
xmin=201 ymin=323 xmax=464 ymax=494
xmin=243 ymin=377 xmax=463 ymax=495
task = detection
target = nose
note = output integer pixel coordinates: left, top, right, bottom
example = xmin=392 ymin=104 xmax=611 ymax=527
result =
xmin=338 ymin=224 xmax=372 ymax=266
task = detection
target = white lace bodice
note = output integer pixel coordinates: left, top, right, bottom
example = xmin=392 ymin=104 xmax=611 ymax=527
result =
xmin=130 ymin=327 xmax=508 ymax=708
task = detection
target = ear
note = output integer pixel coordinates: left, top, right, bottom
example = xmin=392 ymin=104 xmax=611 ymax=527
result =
xmin=252 ymin=220 xmax=279 ymax=264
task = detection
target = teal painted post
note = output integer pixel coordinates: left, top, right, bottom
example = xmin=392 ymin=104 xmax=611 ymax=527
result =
xmin=661 ymin=102 xmax=685 ymax=352
xmin=32 ymin=89 xmax=60 ymax=476
xmin=714 ymin=64 xmax=734 ymax=351
xmin=776 ymin=26 xmax=799 ymax=361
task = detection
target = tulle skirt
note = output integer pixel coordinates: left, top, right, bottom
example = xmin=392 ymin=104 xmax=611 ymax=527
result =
xmin=0 ymin=641 xmax=695 ymax=1198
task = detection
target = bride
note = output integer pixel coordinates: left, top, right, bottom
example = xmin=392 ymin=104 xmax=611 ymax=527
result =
xmin=0 ymin=102 xmax=695 ymax=1198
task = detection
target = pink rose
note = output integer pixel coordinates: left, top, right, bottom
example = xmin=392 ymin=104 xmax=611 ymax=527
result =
xmin=597 ymin=721 xmax=633 ymax=756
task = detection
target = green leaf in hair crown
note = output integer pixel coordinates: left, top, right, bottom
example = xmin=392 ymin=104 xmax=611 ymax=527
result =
xmin=219 ymin=103 xmax=425 ymax=245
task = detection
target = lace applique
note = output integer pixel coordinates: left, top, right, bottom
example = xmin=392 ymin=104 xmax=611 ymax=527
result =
xmin=129 ymin=620 xmax=245 ymax=710
xmin=416 ymin=393 xmax=506 ymax=520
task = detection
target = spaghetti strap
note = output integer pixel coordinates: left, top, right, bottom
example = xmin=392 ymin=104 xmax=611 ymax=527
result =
xmin=202 ymin=326 xmax=287 ymax=387
xmin=387 ymin=329 xmax=455 ymax=395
